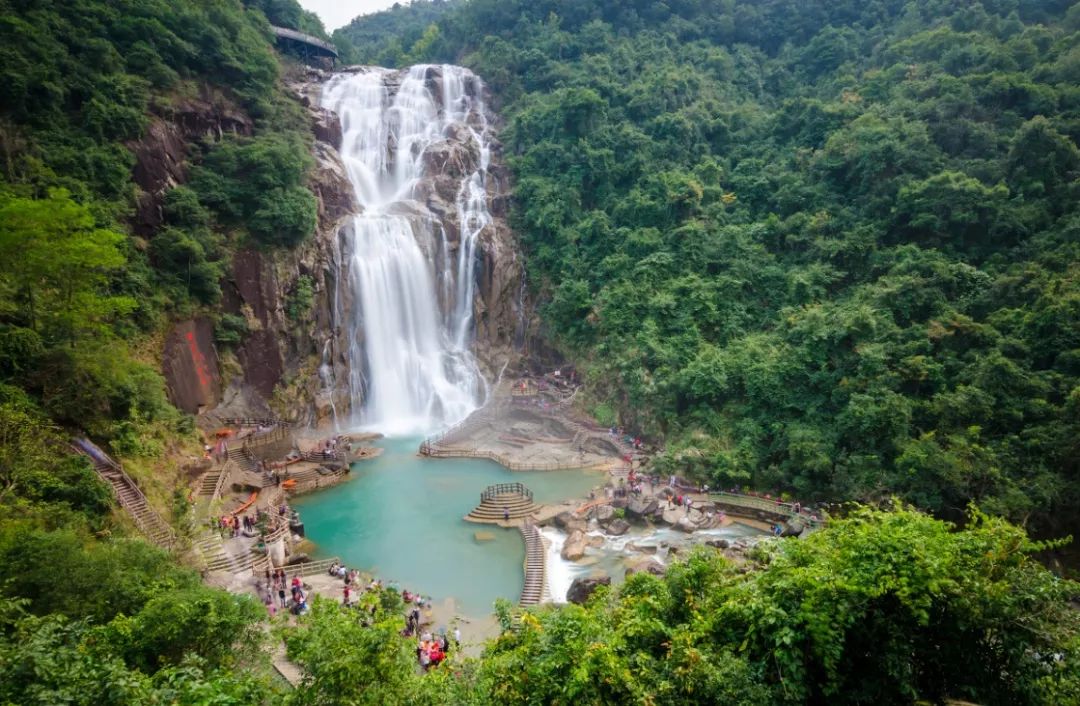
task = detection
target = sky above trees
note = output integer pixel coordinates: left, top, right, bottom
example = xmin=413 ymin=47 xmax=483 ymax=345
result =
xmin=298 ymin=0 xmax=397 ymax=30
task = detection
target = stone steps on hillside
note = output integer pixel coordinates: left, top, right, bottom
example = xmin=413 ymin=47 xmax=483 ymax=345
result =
xmin=227 ymin=447 xmax=260 ymax=474
xmin=195 ymin=531 xmax=259 ymax=573
xmin=199 ymin=469 xmax=222 ymax=496
xmin=76 ymin=445 xmax=175 ymax=548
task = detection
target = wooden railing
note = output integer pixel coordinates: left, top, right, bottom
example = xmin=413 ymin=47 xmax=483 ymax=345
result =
xmin=262 ymin=519 xmax=291 ymax=545
xmin=222 ymin=417 xmax=292 ymax=428
xmin=301 ymin=449 xmax=341 ymax=462
xmin=72 ymin=439 xmax=177 ymax=547
xmin=421 ymin=403 xmax=497 ymax=448
xmin=211 ymin=460 xmax=234 ymax=502
xmin=482 ymin=482 xmax=533 ymax=502
xmin=282 ymin=557 xmax=342 ymax=577
xmin=250 ymin=554 xmax=272 ymax=576
xmin=707 ymin=491 xmax=825 ymax=528
xmin=422 ymin=444 xmax=615 ymax=472
xmin=243 ymin=426 xmax=291 ymax=451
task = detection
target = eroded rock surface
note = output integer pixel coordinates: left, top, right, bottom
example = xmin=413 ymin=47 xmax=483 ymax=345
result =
xmin=561 ymin=530 xmax=588 ymax=561
xmin=567 ymin=576 xmax=610 ymax=605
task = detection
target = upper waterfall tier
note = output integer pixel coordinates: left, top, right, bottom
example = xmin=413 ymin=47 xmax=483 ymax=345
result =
xmin=321 ymin=65 xmax=494 ymax=436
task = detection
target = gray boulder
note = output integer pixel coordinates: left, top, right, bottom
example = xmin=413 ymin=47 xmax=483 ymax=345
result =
xmin=674 ymin=516 xmax=697 ymax=533
xmin=625 ymin=558 xmax=665 ymax=577
xmin=555 ymin=511 xmax=587 ymax=533
xmin=606 ymin=518 xmax=631 ymax=536
xmin=561 ymin=530 xmax=588 ymax=561
xmin=594 ymin=505 xmax=615 ymax=524
xmin=626 ymin=497 xmax=658 ymax=522
xmin=566 ymin=576 xmax=611 ymax=605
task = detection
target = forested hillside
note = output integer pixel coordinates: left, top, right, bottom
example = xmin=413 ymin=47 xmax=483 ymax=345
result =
xmin=340 ymin=0 xmax=1080 ymax=532
xmin=0 ymin=0 xmax=1077 ymax=703
xmin=0 ymin=0 xmax=321 ymax=700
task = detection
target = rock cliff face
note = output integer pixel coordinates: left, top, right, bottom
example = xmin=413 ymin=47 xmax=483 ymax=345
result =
xmin=152 ymin=66 xmax=527 ymax=428
xmin=130 ymin=89 xmax=254 ymax=237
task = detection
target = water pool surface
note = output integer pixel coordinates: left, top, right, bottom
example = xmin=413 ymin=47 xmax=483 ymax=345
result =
xmin=290 ymin=436 xmax=605 ymax=616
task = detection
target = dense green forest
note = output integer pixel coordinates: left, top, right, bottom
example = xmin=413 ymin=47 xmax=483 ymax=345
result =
xmin=0 ymin=0 xmax=1078 ymax=703
xmin=0 ymin=0 xmax=322 ymax=700
xmin=340 ymin=0 xmax=1080 ymax=535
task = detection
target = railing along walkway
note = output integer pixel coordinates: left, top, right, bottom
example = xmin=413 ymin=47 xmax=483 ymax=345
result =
xmin=421 ymin=444 xmax=614 ymax=472
xmin=481 ymin=482 xmax=533 ymax=502
xmin=518 ymin=520 xmax=546 ymax=606
xmin=72 ymin=438 xmax=176 ymax=548
xmin=221 ymin=417 xmax=292 ymax=428
xmin=706 ymin=491 xmax=825 ymax=528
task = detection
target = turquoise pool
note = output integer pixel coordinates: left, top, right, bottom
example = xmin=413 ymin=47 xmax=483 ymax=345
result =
xmin=290 ymin=436 xmax=605 ymax=616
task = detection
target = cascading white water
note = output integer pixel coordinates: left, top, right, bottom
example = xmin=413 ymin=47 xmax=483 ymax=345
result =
xmin=322 ymin=65 xmax=492 ymax=435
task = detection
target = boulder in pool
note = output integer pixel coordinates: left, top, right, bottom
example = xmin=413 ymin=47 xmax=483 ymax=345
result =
xmin=606 ymin=518 xmax=631 ymax=536
xmin=626 ymin=497 xmax=658 ymax=522
xmin=555 ymin=511 xmax=586 ymax=533
xmin=625 ymin=557 xmax=665 ymax=577
xmin=566 ymin=575 xmax=610 ymax=605
xmin=561 ymin=530 xmax=588 ymax=561
xmin=674 ymin=516 xmax=697 ymax=533
xmin=594 ymin=505 xmax=615 ymax=524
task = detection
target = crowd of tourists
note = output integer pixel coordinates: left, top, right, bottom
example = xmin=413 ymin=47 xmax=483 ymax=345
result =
xmin=322 ymin=562 xmax=464 ymax=670
xmin=255 ymin=569 xmax=311 ymax=616
xmin=415 ymin=628 xmax=460 ymax=670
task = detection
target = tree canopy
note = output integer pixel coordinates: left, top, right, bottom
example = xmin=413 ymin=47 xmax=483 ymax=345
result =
xmin=339 ymin=0 xmax=1080 ymax=535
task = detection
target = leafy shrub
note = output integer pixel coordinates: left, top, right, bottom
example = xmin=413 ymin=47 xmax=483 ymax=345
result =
xmin=285 ymin=274 xmax=314 ymax=321
xmin=190 ymin=133 xmax=317 ymax=247
xmin=214 ymin=314 xmax=249 ymax=346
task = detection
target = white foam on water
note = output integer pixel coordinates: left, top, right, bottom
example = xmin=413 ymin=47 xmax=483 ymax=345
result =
xmin=321 ymin=66 xmax=493 ymax=436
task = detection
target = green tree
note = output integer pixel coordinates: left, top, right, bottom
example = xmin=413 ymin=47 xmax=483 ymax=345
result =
xmin=0 ymin=189 xmax=132 ymax=345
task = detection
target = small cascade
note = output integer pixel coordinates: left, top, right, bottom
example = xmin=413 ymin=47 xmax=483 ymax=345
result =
xmin=539 ymin=526 xmax=580 ymax=604
xmin=317 ymin=339 xmax=339 ymax=429
xmin=321 ymin=65 xmax=495 ymax=435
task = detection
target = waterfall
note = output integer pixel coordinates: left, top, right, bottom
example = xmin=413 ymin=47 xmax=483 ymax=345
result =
xmin=321 ymin=65 xmax=491 ymax=435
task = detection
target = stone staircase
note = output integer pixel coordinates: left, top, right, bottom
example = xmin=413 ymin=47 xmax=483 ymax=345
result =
xmin=73 ymin=439 xmax=175 ymax=548
xmin=465 ymin=482 xmax=538 ymax=524
xmin=194 ymin=530 xmax=259 ymax=574
xmin=198 ymin=467 xmax=225 ymax=497
xmin=518 ymin=521 xmax=546 ymax=606
xmin=227 ymin=446 xmax=260 ymax=474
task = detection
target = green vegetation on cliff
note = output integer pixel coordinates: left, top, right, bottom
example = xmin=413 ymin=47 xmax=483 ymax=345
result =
xmin=340 ymin=0 xmax=1080 ymax=532
xmin=0 ymin=0 xmax=321 ymax=443
xmin=0 ymin=0 xmax=1077 ymax=703
xmin=0 ymin=0 xmax=322 ymax=701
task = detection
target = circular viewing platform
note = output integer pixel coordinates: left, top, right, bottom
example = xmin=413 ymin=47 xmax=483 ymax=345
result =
xmin=466 ymin=482 xmax=538 ymax=524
